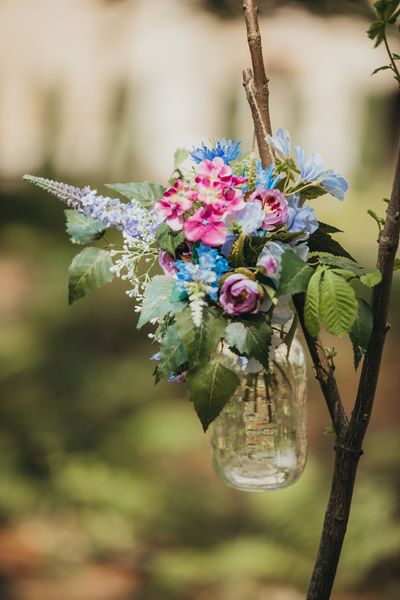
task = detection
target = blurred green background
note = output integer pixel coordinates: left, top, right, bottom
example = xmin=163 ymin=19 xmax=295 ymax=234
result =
xmin=0 ymin=1 xmax=399 ymax=599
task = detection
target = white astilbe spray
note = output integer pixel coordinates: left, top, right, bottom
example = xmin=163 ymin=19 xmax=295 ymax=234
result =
xmin=188 ymin=284 xmax=207 ymax=327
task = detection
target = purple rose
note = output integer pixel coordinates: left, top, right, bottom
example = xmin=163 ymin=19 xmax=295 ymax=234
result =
xmin=219 ymin=273 xmax=263 ymax=315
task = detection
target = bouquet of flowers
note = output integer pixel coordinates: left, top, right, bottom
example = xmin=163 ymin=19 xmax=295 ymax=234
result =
xmin=24 ymin=129 xmax=380 ymax=431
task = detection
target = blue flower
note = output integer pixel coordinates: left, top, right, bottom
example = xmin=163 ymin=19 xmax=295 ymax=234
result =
xmin=286 ymin=195 xmax=318 ymax=238
xmin=190 ymin=139 xmax=242 ymax=164
xmin=174 ymin=243 xmax=229 ymax=301
xmin=294 ymin=147 xmax=348 ymax=201
xmin=255 ymin=162 xmax=284 ymax=190
xmin=266 ymin=128 xmax=292 ymax=158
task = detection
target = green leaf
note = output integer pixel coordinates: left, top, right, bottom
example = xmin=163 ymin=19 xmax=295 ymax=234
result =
xmin=304 ymin=269 xmax=323 ymax=337
xmin=360 ymin=270 xmax=382 ymax=288
xmin=174 ymin=148 xmax=189 ymax=170
xmin=175 ymin=308 xmax=226 ymax=367
xmin=278 ymin=250 xmax=314 ymax=296
xmin=65 ymin=209 xmax=106 ymax=245
xmin=137 ymin=276 xmax=186 ymax=328
xmin=187 ymin=360 xmax=240 ymax=431
xmin=318 ymin=255 xmax=366 ymax=276
xmin=308 ymin=229 xmax=355 ymax=261
xmin=155 ymin=223 xmax=186 ymax=257
xmin=157 ymin=324 xmax=188 ymax=381
xmin=394 ymin=258 xmax=400 ymax=270
xmin=68 ymin=247 xmax=114 ymax=305
xmin=105 ymin=182 xmax=164 ymax=209
xmin=317 ymin=222 xmax=343 ymax=235
xmin=319 ymin=270 xmax=358 ymax=336
xmin=372 ymin=64 xmax=392 ymax=75
xmin=350 ymin=299 xmax=373 ymax=369
xmin=225 ymin=317 xmax=272 ymax=369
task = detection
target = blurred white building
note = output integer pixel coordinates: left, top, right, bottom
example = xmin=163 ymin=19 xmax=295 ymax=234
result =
xmin=0 ymin=0 xmax=397 ymax=181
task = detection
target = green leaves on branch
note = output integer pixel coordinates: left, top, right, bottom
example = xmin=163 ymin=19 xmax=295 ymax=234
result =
xmin=187 ymin=360 xmax=240 ymax=431
xmin=303 ymin=268 xmax=358 ymax=337
xmin=225 ymin=317 xmax=272 ymax=369
xmin=350 ymin=299 xmax=373 ymax=369
xmin=175 ymin=308 xmax=226 ymax=367
xmin=368 ymin=1 xmax=400 ymax=83
xmin=278 ymin=250 xmax=314 ymax=296
xmin=137 ymin=276 xmax=186 ymax=328
xmin=68 ymin=247 xmax=114 ymax=305
xmin=155 ymin=223 xmax=186 ymax=257
xmin=105 ymin=182 xmax=164 ymax=209
xmin=65 ymin=210 xmax=106 ymax=245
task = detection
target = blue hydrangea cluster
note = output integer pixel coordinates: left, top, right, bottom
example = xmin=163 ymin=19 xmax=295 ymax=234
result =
xmin=190 ymin=138 xmax=242 ymax=164
xmin=174 ymin=243 xmax=229 ymax=301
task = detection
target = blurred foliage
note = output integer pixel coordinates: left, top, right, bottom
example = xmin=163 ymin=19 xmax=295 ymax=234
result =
xmin=201 ymin=0 xmax=372 ymax=19
xmin=0 ymin=184 xmax=399 ymax=599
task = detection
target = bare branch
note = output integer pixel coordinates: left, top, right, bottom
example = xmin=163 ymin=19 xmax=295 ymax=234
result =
xmin=242 ymin=0 xmax=273 ymax=167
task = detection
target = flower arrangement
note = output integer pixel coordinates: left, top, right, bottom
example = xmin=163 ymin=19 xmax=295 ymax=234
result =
xmin=24 ymin=129 xmax=380 ymax=431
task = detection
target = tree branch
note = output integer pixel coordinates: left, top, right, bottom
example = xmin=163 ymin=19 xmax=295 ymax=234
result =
xmin=242 ymin=0 xmax=273 ymax=167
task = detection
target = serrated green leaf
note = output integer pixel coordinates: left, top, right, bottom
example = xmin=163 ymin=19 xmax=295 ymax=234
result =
xmin=318 ymin=255 xmax=366 ymax=276
xmin=156 ymin=323 xmax=188 ymax=382
xmin=308 ymin=229 xmax=355 ymax=261
xmin=278 ymin=250 xmax=314 ymax=296
xmin=105 ymin=182 xmax=164 ymax=209
xmin=350 ymin=299 xmax=373 ymax=369
xmin=225 ymin=317 xmax=272 ymax=369
xmin=137 ymin=276 xmax=186 ymax=328
xmin=65 ymin=209 xmax=106 ymax=245
xmin=317 ymin=222 xmax=343 ymax=235
xmin=175 ymin=308 xmax=226 ymax=367
xmin=155 ymin=223 xmax=186 ymax=257
xmin=360 ymin=270 xmax=382 ymax=288
xmin=304 ymin=269 xmax=323 ymax=337
xmin=319 ymin=270 xmax=357 ymax=336
xmin=68 ymin=247 xmax=114 ymax=305
xmin=187 ymin=360 xmax=240 ymax=431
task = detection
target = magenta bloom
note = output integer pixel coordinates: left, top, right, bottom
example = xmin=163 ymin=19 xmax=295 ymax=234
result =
xmin=219 ymin=273 xmax=263 ymax=315
xmin=248 ymin=188 xmax=289 ymax=231
xmin=195 ymin=157 xmax=247 ymax=189
xmin=158 ymin=250 xmax=177 ymax=276
xmin=197 ymin=182 xmax=245 ymax=215
xmin=183 ymin=205 xmax=227 ymax=247
xmin=154 ymin=180 xmax=195 ymax=231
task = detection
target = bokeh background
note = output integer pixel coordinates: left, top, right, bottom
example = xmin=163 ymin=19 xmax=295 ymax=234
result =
xmin=1 ymin=1 xmax=399 ymax=599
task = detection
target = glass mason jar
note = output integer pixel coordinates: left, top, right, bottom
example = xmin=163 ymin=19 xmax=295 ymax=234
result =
xmin=211 ymin=337 xmax=307 ymax=492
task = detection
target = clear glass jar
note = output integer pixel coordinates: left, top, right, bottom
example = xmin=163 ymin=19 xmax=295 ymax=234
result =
xmin=211 ymin=337 xmax=307 ymax=492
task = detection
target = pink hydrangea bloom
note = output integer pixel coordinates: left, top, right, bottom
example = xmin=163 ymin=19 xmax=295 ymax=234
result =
xmin=154 ymin=180 xmax=195 ymax=231
xmin=248 ymin=188 xmax=289 ymax=231
xmin=197 ymin=182 xmax=245 ymax=215
xmin=183 ymin=205 xmax=227 ymax=247
xmin=195 ymin=157 xmax=247 ymax=189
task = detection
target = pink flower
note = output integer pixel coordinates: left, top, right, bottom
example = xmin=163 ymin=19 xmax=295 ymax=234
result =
xmin=248 ymin=188 xmax=289 ymax=231
xmin=158 ymin=251 xmax=177 ymax=276
xmin=257 ymin=255 xmax=278 ymax=277
xmin=197 ymin=182 xmax=245 ymax=215
xmin=183 ymin=206 xmax=227 ymax=247
xmin=219 ymin=273 xmax=263 ymax=315
xmin=195 ymin=157 xmax=247 ymax=189
xmin=154 ymin=180 xmax=195 ymax=231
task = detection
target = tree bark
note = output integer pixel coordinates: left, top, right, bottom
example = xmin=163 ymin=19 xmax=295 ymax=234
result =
xmin=241 ymin=2 xmax=400 ymax=599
